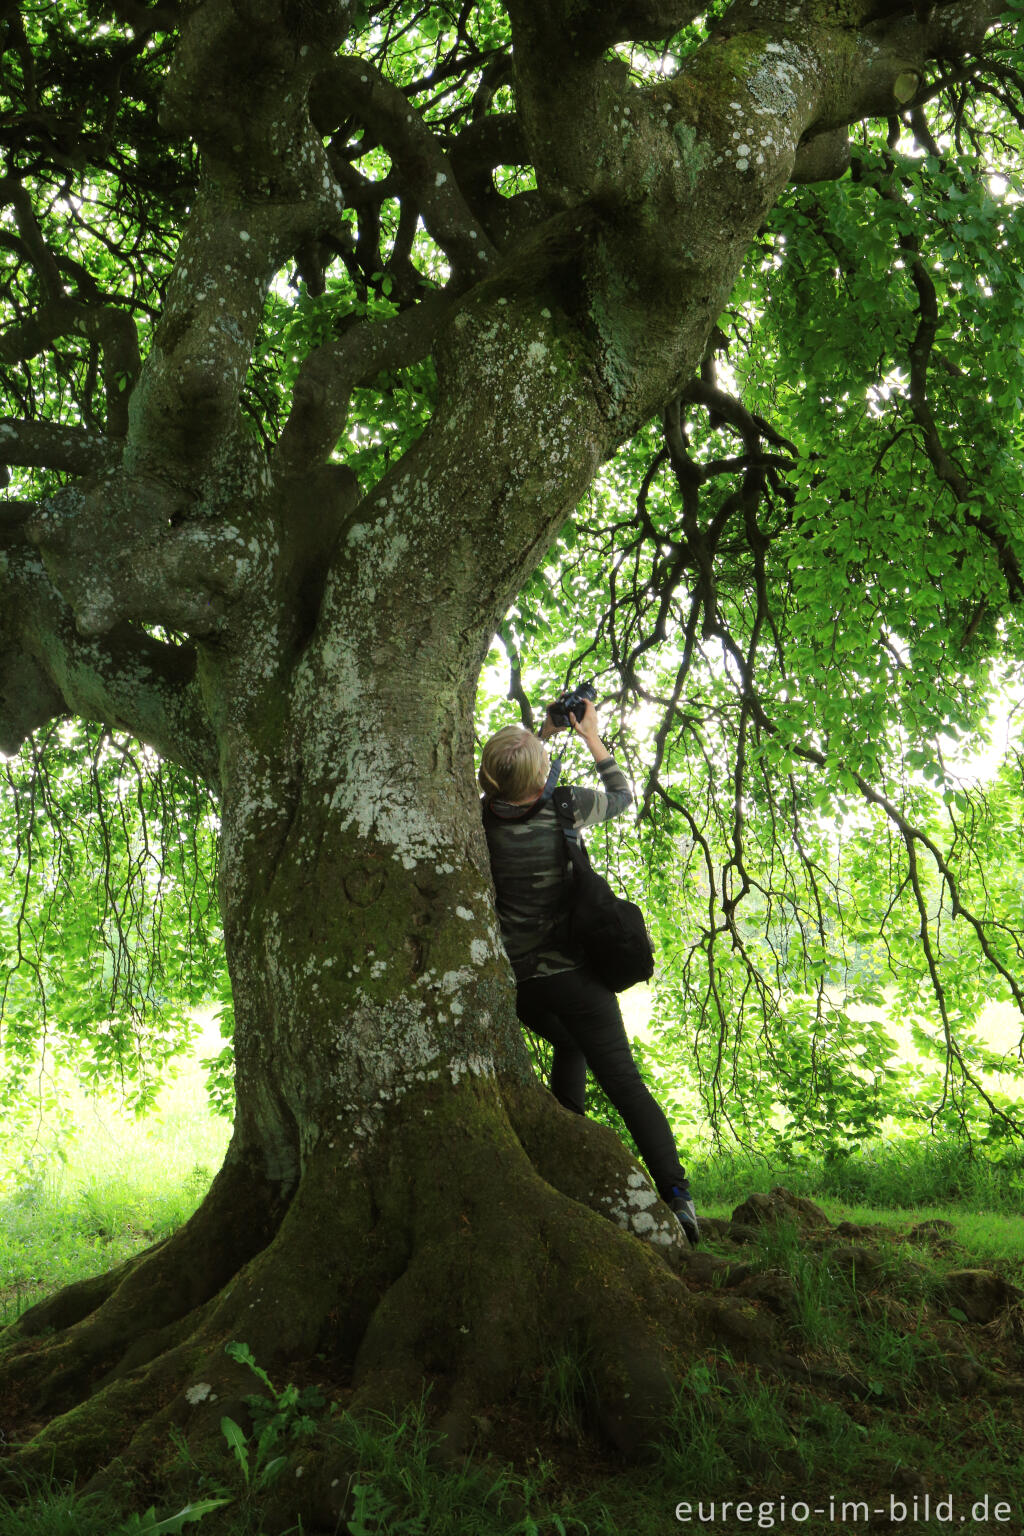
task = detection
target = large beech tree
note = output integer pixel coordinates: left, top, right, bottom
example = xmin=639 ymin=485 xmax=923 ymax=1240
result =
xmin=2 ymin=0 xmax=1024 ymax=1514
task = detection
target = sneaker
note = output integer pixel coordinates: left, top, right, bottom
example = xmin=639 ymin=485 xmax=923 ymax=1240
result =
xmin=669 ymin=1189 xmax=700 ymax=1247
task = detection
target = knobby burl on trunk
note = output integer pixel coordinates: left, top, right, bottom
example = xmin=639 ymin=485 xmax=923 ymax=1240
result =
xmin=0 ymin=0 xmax=1000 ymax=1506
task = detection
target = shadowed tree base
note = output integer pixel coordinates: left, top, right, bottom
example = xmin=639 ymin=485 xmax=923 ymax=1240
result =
xmin=7 ymin=1094 xmax=1024 ymax=1536
xmin=0 ymin=1075 xmax=772 ymax=1517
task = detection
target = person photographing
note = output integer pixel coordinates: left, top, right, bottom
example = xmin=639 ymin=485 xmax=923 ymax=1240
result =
xmin=479 ymin=694 xmax=699 ymax=1245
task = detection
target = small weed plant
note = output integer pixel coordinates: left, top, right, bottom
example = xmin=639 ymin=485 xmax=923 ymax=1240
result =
xmin=538 ymin=1337 xmax=595 ymax=1444
xmin=218 ymin=1339 xmax=326 ymax=1493
xmin=115 ymin=1499 xmax=233 ymax=1535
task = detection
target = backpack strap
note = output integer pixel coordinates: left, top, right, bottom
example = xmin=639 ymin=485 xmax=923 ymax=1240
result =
xmin=550 ymin=785 xmax=576 ymax=837
xmin=551 ymin=786 xmax=596 ymax=870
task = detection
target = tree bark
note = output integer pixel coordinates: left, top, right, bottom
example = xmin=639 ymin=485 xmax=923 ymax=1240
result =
xmin=0 ymin=0 xmax=1006 ymax=1510
xmin=0 ymin=673 xmax=710 ymax=1490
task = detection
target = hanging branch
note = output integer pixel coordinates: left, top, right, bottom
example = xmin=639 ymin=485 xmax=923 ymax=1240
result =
xmin=496 ymin=622 xmax=535 ymax=732
xmin=570 ymin=290 xmax=1024 ymax=1140
xmin=0 ymin=722 xmax=221 ymax=1117
xmin=853 ymin=148 xmax=1024 ymax=609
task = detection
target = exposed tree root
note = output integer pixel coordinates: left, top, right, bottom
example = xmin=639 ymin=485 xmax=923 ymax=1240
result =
xmin=0 ymin=1074 xmax=731 ymax=1506
xmin=0 ymin=1150 xmax=288 ymax=1417
xmin=7 ymin=1095 xmax=1023 ymax=1534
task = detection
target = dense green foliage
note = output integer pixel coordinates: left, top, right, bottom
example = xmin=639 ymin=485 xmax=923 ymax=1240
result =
xmin=3 ymin=0 xmax=1024 ymax=1163
xmin=0 ymin=725 xmax=223 ymax=1152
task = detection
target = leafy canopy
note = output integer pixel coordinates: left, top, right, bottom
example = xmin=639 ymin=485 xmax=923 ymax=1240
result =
xmin=3 ymin=0 xmax=1024 ymax=1154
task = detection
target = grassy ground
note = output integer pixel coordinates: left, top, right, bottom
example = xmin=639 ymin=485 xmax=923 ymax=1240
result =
xmin=2 ymin=1057 xmax=1023 ymax=1536
xmin=0 ymin=1047 xmax=230 ymax=1330
xmin=689 ymin=1141 xmax=1024 ymax=1270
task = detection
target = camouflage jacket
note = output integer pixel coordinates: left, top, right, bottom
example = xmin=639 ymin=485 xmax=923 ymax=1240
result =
xmin=481 ymin=755 xmax=633 ymax=980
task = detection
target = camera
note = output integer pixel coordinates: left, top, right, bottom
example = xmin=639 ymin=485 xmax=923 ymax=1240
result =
xmin=549 ymin=681 xmax=597 ymax=731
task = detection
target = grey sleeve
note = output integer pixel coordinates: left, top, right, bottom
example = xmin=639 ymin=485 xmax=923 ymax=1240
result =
xmin=569 ymin=757 xmax=633 ymax=830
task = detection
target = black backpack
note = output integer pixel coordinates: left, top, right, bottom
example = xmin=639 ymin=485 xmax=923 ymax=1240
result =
xmin=551 ymin=787 xmax=655 ymax=993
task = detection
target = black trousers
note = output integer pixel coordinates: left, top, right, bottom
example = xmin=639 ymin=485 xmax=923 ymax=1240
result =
xmin=516 ymin=965 xmax=687 ymax=1201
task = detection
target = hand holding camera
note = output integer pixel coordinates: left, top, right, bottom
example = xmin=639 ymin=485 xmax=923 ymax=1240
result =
xmin=542 ymin=682 xmax=609 ymax=760
xmin=547 ymin=681 xmax=597 ymax=732
xmin=567 ymin=699 xmax=599 ymax=740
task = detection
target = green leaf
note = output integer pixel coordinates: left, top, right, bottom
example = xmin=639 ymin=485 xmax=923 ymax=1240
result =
xmin=115 ymin=1501 xmax=233 ymax=1536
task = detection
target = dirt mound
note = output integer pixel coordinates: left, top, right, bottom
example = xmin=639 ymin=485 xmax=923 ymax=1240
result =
xmin=730 ymin=1185 xmax=832 ymax=1229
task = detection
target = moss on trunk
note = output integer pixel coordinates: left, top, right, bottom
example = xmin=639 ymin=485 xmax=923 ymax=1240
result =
xmin=1 ymin=1067 xmax=733 ymax=1503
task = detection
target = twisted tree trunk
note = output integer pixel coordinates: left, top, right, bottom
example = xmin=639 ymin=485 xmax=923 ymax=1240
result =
xmin=0 ymin=0 xmax=1001 ymax=1512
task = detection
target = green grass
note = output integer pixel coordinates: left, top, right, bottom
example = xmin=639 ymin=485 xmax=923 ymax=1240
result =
xmin=322 ymin=1398 xmax=601 ymax=1535
xmin=0 ymin=1042 xmax=229 ymax=1327
xmin=0 ymin=1478 xmax=125 ymax=1536
xmin=0 ymin=1480 xmax=229 ymax=1536
xmin=3 ymin=1031 xmax=1024 ymax=1536
xmin=689 ymin=1134 xmax=1024 ymax=1221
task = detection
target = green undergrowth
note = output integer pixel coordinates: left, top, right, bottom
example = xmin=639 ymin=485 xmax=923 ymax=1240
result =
xmin=0 ymin=1477 xmax=125 ymax=1536
xmin=695 ymin=1195 xmax=1024 ymax=1275
xmin=0 ymin=1053 xmax=230 ymax=1328
xmin=3 ymin=1088 xmax=1023 ymax=1534
xmin=0 ymin=1160 xmax=214 ymax=1327
xmin=4 ymin=1204 xmax=1024 ymax=1535
xmin=544 ymin=1206 xmax=1022 ymax=1534
xmin=687 ymin=1134 xmax=1024 ymax=1216
xmin=0 ymin=1401 xmax=607 ymax=1535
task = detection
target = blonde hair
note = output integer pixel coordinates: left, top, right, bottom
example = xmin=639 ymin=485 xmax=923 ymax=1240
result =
xmin=479 ymin=725 xmax=548 ymax=801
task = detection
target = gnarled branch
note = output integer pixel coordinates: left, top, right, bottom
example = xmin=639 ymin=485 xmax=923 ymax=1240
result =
xmin=1 ymin=543 xmax=218 ymax=783
xmin=0 ymin=419 xmax=116 ymax=477
xmin=314 ymin=57 xmax=499 ymax=285
xmin=0 ymin=179 xmax=141 ymax=436
xmin=276 ymin=293 xmax=455 ymax=472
